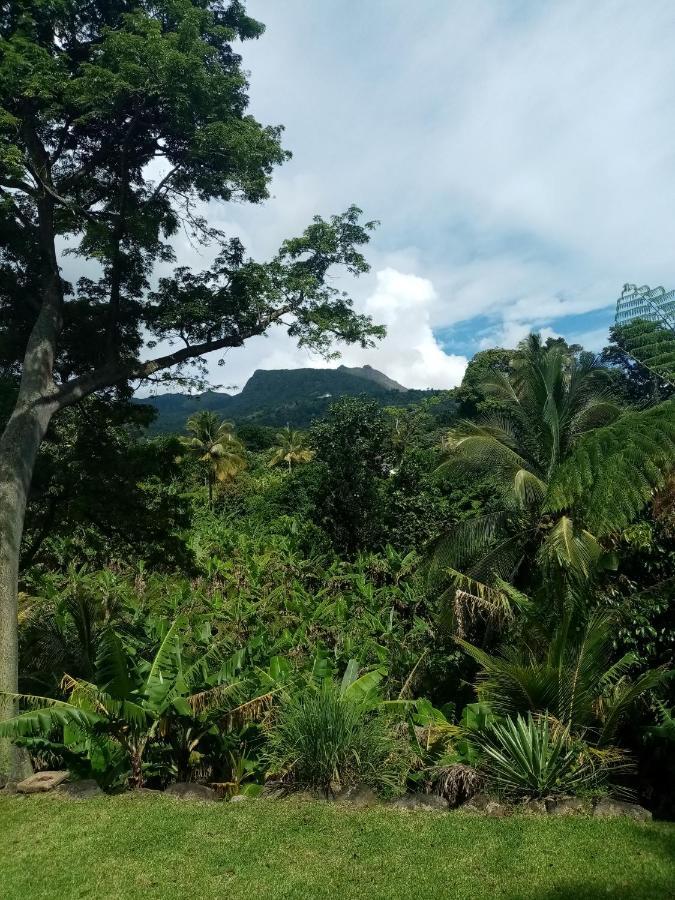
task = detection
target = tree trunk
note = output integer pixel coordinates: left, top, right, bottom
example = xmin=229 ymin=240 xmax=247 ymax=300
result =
xmin=0 ymin=187 xmax=63 ymax=783
xmin=0 ymin=394 xmax=57 ymax=782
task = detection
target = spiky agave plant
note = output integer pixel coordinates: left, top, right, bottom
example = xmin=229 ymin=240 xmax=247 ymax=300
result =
xmin=473 ymin=713 xmax=601 ymax=799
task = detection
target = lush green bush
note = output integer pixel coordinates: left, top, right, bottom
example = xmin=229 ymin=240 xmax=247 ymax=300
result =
xmin=264 ymin=675 xmax=411 ymax=796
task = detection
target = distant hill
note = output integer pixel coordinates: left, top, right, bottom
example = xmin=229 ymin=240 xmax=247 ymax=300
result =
xmin=137 ymin=365 xmax=450 ymax=433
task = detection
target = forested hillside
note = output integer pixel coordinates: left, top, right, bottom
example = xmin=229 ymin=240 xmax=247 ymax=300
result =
xmin=140 ymin=364 xmax=445 ymax=432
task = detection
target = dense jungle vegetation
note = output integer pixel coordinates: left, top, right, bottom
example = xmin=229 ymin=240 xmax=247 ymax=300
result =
xmin=1 ymin=328 xmax=674 ymax=816
xmin=0 ymin=0 xmax=673 ymax=835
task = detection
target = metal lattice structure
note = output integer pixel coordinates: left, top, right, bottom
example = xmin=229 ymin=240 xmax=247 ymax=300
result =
xmin=615 ymin=283 xmax=675 ymax=329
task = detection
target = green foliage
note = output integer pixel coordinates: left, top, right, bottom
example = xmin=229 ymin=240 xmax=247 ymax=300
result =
xmin=473 ymin=713 xmax=603 ymax=799
xmin=1 ymin=618 xmax=266 ymax=788
xmin=268 ymin=427 xmax=314 ymax=472
xmin=434 ymin=334 xmax=622 ymax=593
xmin=309 ymin=397 xmax=392 ymax=553
xmin=613 ymin=319 xmax=675 ymax=388
xmin=264 ymin=675 xmax=410 ymax=796
xmin=181 ymin=411 xmax=246 ymax=503
xmin=458 ymin=613 xmax=668 ymax=745
xmin=545 ymin=400 xmax=675 ymax=537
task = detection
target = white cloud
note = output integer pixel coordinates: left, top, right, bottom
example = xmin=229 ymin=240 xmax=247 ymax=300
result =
xmin=197 ymin=267 xmax=467 ymax=394
xmin=67 ymin=2 xmax=675 ymax=390
xmin=332 ymin=268 xmax=467 ymax=389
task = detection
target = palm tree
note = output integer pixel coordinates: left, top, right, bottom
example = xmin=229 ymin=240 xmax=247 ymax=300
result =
xmin=436 ymin=334 xmax=675 ymax=608
xmin=268 ymin=426 xmax=314 ymax=473
xmin=182 ymin=411 xmax=246 ymax=504
xmin=458 ymin=611 xmax=667 ymax=746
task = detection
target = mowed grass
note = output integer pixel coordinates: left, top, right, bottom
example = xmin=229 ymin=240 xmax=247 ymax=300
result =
xmin=1 ymin=794 xmax=674 ymax=900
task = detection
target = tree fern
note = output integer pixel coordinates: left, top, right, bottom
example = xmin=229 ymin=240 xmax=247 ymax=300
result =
xmin=545 ymin=401 xmax=675 ymax=535
xmin=614 ymin=308 xmax=675 ymax=388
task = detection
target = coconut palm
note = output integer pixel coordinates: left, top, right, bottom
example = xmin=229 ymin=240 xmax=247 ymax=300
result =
xmin=268 ymin=426 xmax=314 ymax=473
xmin=182 ymin=411 xmax=246 ymax=504
xmin=435 ymin=334 xmax=675 ymax=602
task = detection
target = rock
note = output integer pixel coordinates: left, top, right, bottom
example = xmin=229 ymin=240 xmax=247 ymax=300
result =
xmin=56 ymin=779 xmax=103 ymax=800
xmin=484 ymin=800 xmax=509 ymax=817
xmin=16 ymin=771 xmax=69 ymax=794
xmin=260 ymin=781 xmax=287 ymax=800
xmin=593 ymin=799 xmax=652 ymax=821
xmin=164 ymin=782 xmax=218 ymax=802
xmin=459 ymin=792 xmax=490 ymax=813
xmin=387 ymin=793 xmax=448 ymax=812
xmin=334 ymin=784 xmax=379 ymax=808
xmin=521 ymin=799 xmax=547 ymax=815
xmin=546 ymin=797 xmax=587 ymax=817
xmin=458 ymin=794 xmax=509 ymax=816
xmin=229 ymin=793 xmax=249 ymax=803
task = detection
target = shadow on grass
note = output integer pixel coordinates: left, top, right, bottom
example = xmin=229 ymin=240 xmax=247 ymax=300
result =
xmin=541 ymin=825 xmax=675 ymax=900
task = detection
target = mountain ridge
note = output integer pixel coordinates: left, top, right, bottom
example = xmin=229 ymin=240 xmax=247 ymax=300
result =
xmin=138 ymin=364 xmax=446 ymax=432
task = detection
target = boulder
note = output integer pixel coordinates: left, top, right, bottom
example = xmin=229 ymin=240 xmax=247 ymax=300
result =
xmin=593 ymin=799 xmax=652 ymax=821
xmin=546 ymin=797 xmax=587 ymax=817
xmin=484 ymin=800 xmax=510 ymax=818
xmin=16 ymin=771 xmax=69 ymax=794
xmin=229 ymin=793 xmax=250 ymax=803
xmin=387 ymin=793 xmax=448 ymax=812
xmin=260 ymin=781 xmax=287 ymax=800
xmin=458 ymin=792 xmax=490 ymax=813
xmin=334 ymin=784 xmax=379 ymax=808
xmin=56 ymin=779 xmax=104 ymax=800
xmin=521 ymin=799 xmax=547 ymax=815
xmin=164 ymin=782 xmax=218 ymax=802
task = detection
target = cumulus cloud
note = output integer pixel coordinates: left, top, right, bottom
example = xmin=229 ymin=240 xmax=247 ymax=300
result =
xmin=328 ymin=268 xmax=467 ymax=389
xmin=78 ymin=2 xmax=675 ymax=392
xmin=201 ymin=267 xmax=467 ymax=393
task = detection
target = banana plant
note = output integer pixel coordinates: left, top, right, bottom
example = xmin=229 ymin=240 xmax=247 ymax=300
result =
xmin=0 ymin=621 xmax=263 ymax=788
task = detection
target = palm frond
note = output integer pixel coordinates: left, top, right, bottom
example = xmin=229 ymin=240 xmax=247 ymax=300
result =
xmin=538 ymin=516 xmax=602 ymax=579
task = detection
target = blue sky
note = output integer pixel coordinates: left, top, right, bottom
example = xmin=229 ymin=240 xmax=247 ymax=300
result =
xmin=161 ymin=0 xmax=675 ymax=391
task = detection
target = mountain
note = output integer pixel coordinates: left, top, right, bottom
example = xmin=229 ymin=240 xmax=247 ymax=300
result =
xmin=137 ymin=365 xmax=448 ymax=433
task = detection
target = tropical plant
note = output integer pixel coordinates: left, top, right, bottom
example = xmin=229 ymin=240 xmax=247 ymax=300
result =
xmin=182 ymin=412 xmax=247 ymax=505
xmin=457 ymin=612 xmax=668 ymax=745
xmin=0 ymin=621 xmax=261 ymax=788
xmin=434 ymin=333 xmax=675 ymax=606
xmin=472 ymin=713 xmax=604 ymax=799
xmin=268 ymin=427 xmax=314 ymax=472
xmin=264 ymin=665 xmax=410 ymax=796
xmin=613 ymin=283 xmax=675 ymax=388
xmin=0 ymin=0 xmax=385 ymax=782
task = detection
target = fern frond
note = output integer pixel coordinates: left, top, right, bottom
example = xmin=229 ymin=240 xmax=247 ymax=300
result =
xmin=545 ymin=401 xmax=675 ymax=535
xmin=616 ymin=319 xmax=675 ymax=387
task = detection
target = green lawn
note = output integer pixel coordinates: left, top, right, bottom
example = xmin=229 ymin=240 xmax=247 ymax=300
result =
xmin=1 ymin=795 xmax=673 ymax=900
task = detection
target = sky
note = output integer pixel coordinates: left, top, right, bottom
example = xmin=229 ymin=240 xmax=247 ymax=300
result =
xmin=151 ymin=0 xmax=675 ymax=393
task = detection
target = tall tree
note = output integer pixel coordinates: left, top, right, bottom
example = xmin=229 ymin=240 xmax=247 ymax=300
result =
xmin=182 ymin=410 xmax=245 ymax=504
xmin=268 ymin=426 xmax=314 ymax=473
xmin=310 ymin=398 xmax=392 ymax=554
xmin=435 ymin=335 xmax=675 ymax=626
xmin=0 ymin=1 xmax=383 ymax=779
